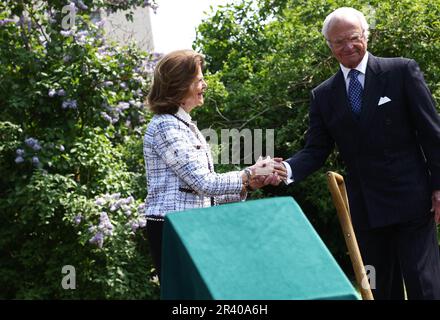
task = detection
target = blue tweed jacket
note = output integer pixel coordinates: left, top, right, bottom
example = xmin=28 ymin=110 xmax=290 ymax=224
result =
xmin=143 ymin=108 xmax=244 ymax=217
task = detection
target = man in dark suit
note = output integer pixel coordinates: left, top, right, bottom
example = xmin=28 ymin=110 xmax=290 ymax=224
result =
xmin=282 ymin=7 xmax=440 ymax=299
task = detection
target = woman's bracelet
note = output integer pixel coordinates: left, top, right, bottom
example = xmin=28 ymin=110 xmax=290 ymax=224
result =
xmin=243 ymin=167 xmax=253 ymax=191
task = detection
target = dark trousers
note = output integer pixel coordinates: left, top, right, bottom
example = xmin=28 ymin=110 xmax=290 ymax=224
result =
xmin=356 ymin=213 xmax=440 ymax=300
xmin=146 ymin=219 xmax=164 ymax=281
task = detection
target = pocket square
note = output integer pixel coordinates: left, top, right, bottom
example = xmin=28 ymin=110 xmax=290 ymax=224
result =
xmin=378 ymin=96 xmax=391 ymax=106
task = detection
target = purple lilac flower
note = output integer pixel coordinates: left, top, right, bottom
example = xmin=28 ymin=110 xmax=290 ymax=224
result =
xmin=99 ymin=212 xmax=110 ymax=224
xmin=143 ymin=0 xmax=158 ymax=12
xmin=95 ymin=197 xmax=106 ymax=206
xmin=57 ymin=89 xmax=66 ymax=96
xmin=32 ymin=143 xmax=41 ymax=151
xmin=75 ymin=31 xmax=88 ymax=45
xmin=120 ymin=82 xmax=127 ymax=89
xmin=16 ymin=15 xmax=24 ymax=27
xmin=135 ymin=101 xmax=143 ymax=108
xmin=59 ymin=145 xmax=65 ymax=152
xmin=101 ymin=112 xmax=112 ymax=122
xmin=77 ymin=36 xmax=87 ymax=46
xmin=118 ymin=102 xmax=130 ymax=110
xmin=48 ymin=89 xmax=56 ymax=97
xmin=0 ymin=19 xmax=15 ymax=27
xmin=63 ymin=55 xmax=71 ymax=63
xmin=25 ymin=137 xmax=40 ymax=149
xmin=15 ymin=156 xmax=24 ymax=164
xmin=130 ymin=220 xmax=139 ymax=232
xmin=137 ymin=203 xmax=146 ymax=213
xmin=77 ymin=0 xmax=88 ymax=10
xmin=95 ymin=19 xmax=106 ymax=28
xmin=32 ymin=156 xmax=39 ymax=166
xmin=74 ymin=215 xmax=82 ymax=225
xmin=117 ymin=199 xmax=125 ymax=206
xmin=69 ymin=2 xmax=77 ymax=12
xmin=138 ymin=217 xmax=146 ymax=228
xmin=16 ymin=149 xmax=25 ymax=156
xmin=89 ymin=231 xmax=104 ymax=248
xmin=62 ymin=99 xmax=77 ymax=109
xmin=98 ymin=212 xmax=114 ymax=236
xmin=60 ymin=30 xmax=73 ymax=37
xmin=111 ymin=193 xmax=121 ymax=200
xmin=103 ymin=81 xmax=113 ymax=87
xmin=97 ymin=47 xmax=108 ymax=54
xmin=152 ymin=52 xmax=163 ymax=60
xmin=141 ymin=60 xmax=155 ymax=74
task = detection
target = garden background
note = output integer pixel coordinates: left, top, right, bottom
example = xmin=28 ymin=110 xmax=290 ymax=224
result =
xmin=0 ymin=0 xmax=438 ymax=299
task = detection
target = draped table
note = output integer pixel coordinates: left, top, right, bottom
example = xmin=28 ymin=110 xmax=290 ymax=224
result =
xmin=160 ymin=197 xmax=359 ymax=300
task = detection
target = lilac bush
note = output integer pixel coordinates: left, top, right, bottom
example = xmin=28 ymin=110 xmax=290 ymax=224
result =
xmin=0 ymin=0 xmax=160 ymax=299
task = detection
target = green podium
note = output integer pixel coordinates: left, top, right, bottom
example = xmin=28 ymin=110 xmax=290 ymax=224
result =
xmin=160 ymin=197 xmax=360 ymax=300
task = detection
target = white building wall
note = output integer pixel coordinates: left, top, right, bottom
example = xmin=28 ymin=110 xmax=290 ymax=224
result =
xmin=102 ymin=7 xmax=154 ymax=52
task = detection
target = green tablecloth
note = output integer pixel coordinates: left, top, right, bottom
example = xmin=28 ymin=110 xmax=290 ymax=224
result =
xmin=161 ymin=196 xmax=359 ymax=300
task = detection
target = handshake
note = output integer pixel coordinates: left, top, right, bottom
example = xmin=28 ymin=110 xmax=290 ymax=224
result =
xmin=241 ymin=156 xmax=288 ymax=191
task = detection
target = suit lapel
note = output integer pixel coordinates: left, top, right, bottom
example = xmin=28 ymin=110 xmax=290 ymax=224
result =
xmin=359 ymin=54 xmax=386 ymax=132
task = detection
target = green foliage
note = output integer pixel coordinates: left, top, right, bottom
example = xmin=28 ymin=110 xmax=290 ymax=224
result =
xmin=0 ymin=0 xmax=159 ymax=298
xmin=2 ymin=0 xmax=438 ymax=298
xmin=194 ymin=0 xmax=440 ymax=277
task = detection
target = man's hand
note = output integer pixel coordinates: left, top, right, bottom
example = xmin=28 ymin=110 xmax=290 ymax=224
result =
xmin=273 ymin=157 xmax=287 ymax=183
xmin=431 ymin=190 xmax=440 ymax=224
xmin=247 ymin=157 xmax=287 ymax=188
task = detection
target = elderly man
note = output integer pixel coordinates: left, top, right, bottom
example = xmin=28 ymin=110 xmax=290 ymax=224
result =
xmin=283 ymin=7 xmax=440 ymax=299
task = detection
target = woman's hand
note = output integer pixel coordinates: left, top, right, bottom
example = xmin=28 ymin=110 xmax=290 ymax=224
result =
xmin=244 ymin=157 xmax=288 ymax=190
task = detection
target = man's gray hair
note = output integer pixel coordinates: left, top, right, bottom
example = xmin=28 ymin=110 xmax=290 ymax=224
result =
xmin=322 ymin=7 xmax=370 ymax=42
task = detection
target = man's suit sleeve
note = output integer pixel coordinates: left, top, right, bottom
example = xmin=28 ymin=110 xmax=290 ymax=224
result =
xmin=404 ymin=59 xmax=440 ymax=190
xmin=285 ymin=91 xmax=335 ymax=183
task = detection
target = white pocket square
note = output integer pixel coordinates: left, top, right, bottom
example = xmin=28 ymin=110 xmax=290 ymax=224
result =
xmin=378 ymin=96 xmax=391 ymax=106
